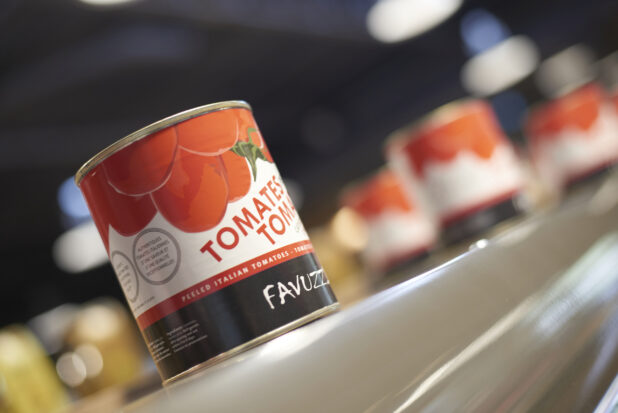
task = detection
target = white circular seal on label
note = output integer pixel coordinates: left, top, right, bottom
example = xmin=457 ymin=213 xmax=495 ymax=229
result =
xmin=133 ymin=228 xmax=181 ymax=285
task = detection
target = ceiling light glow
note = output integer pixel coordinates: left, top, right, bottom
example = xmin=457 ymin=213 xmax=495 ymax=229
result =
xmin=460 ymin=9 xmax=510 ymax=56
xmin=53 ymin=221 xmax=108 ymax=274
xmin=367 ymin=0 xmax=462 ymax=43
xmin=78 ymin=0 xmax=137 ymax=6
xmin=461 ymin=35 xmax=540 ymax=96
xmin=58 ymin=177 xmax=90 ymax=221
xmin=534 ymin=44 xmax=596 ymax=98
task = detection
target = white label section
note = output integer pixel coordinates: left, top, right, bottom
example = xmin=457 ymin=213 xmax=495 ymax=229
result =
xmin=386 ymin=150 xmax=440 ymax=228
xmin=420 ymin=145 xmax=522 ymax=218
xmin=108 ymin=160 xmax=311 ymax=317
xmin=533 ymin=104 xmax=618 ymax=189
xmin=363 ymin=209 xmax=437 ymax=271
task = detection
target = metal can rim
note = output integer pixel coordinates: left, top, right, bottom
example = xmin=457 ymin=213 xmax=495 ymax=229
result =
xmin=74 ymin=100 xmax=252 ymax=186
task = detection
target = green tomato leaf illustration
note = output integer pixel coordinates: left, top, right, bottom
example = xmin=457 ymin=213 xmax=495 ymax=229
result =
xmin=229 ymin=128 xmax=272 ymax=181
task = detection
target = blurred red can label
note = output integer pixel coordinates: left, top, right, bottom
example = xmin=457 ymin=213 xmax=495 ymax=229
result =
xmin=341 ymin=168 xmax=436 ymax=273
xmin=76 ymin=101 xmax=338 ymax=383
xmin=526 ymin=84 xmax=618 ymax=190
xmin=388 ymin=100 xmax=522 ymax=227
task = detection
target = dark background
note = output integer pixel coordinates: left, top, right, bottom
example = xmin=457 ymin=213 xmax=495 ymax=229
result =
xmin=1 ymin=0 xmax=617 ymax=326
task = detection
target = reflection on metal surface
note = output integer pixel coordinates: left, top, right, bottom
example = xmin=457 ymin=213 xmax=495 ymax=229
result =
xmin=392 ymin=298 xmax=532 ymax=412
xmin=468 ymin=238 xmax=489 ymax=250
xmin=493 ymin=218 xmax=540 ymax=248
xmin=257 ymin=316 xmax=339 ymax=363
xmin=588 ymin=169 xmax=618 ymax=215
xmin=124 ymin=180 xmax=618 ymax=413
xmin=594 ymin=374 xmax=618 ymax=413
xmin=395 ymin=233 xmax=618 ymax=412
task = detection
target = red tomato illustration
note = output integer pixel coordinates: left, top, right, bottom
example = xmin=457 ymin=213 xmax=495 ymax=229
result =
xmin=404 ymin=102 xmax=503 ymax=177
xmin=152 ymin=148 xmax=229 ymax=232
xmin=343 ymin=169 xmax=413 ymax=219
xmin=176 ymin=110 xmax=239 ymax=156
xmin=221 ymin=151 xmax=252 ymax=202
xmin=103 ymin=127 xmax=178 ymax=196
xmin=237 ymin=109 xmax=264 ymax=147
xmin=81 ymin=169 xmax=157 ymax=250
xmin=375 ymin=170 xmax=413 ymax=213
xmin=527 ymin=84 xmax=602 ymax=139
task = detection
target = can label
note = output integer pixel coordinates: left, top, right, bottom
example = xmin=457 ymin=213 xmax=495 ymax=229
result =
xmin=400 ymin=143 xmax=521 ymax=224
xmin=527 ymin=84 xmax=618 ymax=190
xmin=78 ymin=105 xmax=337 ymax=381
xmin=390 ymin=101 xmax=522 ymax=226
xmin=109 ymin=165 xmax=314 ymax=327
xmin=342 ymin=169 xmax=436 ymax=272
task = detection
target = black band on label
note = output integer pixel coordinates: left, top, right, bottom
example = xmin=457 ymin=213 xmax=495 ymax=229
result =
xmin=141 ymin=253 xmax=337 ymax=380
xmin=442 ymin=197 xmax=520 ymax=245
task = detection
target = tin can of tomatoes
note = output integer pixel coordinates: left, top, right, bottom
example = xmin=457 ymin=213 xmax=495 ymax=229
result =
xmin=387 ymin=100 xmax=523 ymax=244
xmin=341 ymin=168 xmax=437 ymax=276
xmin=525 ymin=83 xmax=618 ymax=193
xmin=75 ymin=101 xmax=338 ymax=384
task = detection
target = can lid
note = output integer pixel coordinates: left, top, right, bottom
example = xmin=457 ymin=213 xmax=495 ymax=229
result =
xmin=75 ymin=100 xmax=252 ymax=186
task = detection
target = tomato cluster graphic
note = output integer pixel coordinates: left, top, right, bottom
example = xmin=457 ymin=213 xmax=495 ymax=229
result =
xmin=342 ymin=169 xmax=413 ymax=220
xmin=82 ymin=108 xmax=273 ymax=250
xmin=526 ymin=84 xmax=602 ymax=139
xmin=403 ymin=101 xmax=505 ymax=177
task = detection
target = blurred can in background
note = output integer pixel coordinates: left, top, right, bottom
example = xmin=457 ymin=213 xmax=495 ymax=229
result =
xmin=58 ymin=299 xmax=146 ymax=396
xmin=341 ymin=168 xmax=436 ymax=276
xmin=75 ymin=101 xmax=338 ymax=384
xmin=0 ymin=326 xmax=68 ymax=413
xmin=525 ymin=83 xmax=618 ymax=194
xmin=387 ymin=100 xmax=523 ymax=244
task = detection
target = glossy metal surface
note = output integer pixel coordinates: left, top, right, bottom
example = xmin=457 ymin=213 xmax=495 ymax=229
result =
xmin=124 ymin=174 xmax=618 ymax=413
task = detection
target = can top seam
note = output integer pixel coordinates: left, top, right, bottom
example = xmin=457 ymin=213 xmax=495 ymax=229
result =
xmin=74 ymin=100 xmax=252 ymax=185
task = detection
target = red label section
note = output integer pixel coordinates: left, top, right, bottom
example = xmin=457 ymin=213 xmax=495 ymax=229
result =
xmin=136 ymin=240 xmax=314 ymax=330
xmin=342 ymin=169 xmax=415 ymax=219
xmin=401 ymin=101 xmax=507 ymax=178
